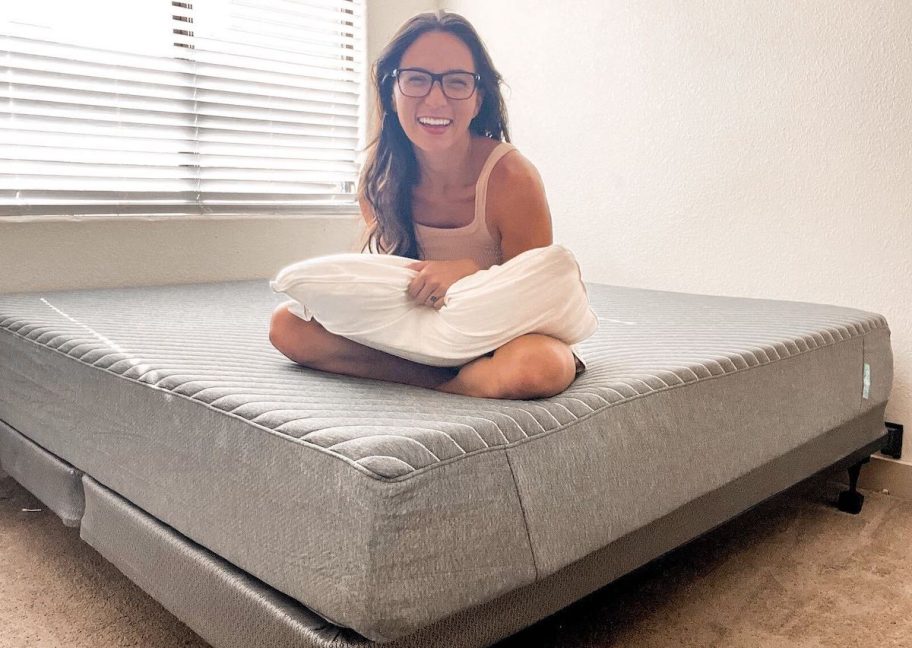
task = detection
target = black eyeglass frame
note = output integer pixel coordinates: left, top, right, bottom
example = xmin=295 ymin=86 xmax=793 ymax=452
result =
xmin=391 ymin=68 xmax=482 ymax=100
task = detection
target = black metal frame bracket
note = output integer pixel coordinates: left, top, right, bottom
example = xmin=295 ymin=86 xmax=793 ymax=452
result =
xmin=881 ymin=421 xmax=903 ymax=459
xmin=833 ymin=422 xmax=903 ymax=515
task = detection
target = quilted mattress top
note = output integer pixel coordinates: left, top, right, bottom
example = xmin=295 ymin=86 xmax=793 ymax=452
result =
xmin=0 ymin=279 xmax=888 ymax=481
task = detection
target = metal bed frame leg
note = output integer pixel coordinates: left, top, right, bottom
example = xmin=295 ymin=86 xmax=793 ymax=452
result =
xmin=837 ymin=458 xmax=868 ymax=514
xmin=831 ymin=422 xmax=903 ymax=515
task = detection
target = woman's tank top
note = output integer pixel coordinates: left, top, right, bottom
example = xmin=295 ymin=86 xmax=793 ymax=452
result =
xmin=412 ymin=141 xmax=588 ymax=377
xmin=413 ymin=141 xmax=516 ymax=270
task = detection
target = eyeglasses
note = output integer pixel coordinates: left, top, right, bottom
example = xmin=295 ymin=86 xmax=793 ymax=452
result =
xmin=391 ymin=68 xmax=481 ymax=100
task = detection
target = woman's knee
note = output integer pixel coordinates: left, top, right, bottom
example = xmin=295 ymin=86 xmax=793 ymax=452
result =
xmin=269 ymin=304 xmax=323 ymax=365
xmin=497 ymin=335 xmax=576 ymax=399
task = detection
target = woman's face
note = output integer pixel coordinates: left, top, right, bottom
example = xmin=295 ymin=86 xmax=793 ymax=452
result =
xmin=391 ymin=31 xmax=483 ymax=153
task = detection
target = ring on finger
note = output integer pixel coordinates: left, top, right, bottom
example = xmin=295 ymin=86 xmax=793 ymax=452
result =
xmin=429 ymin=295 xmax=438 ymax=303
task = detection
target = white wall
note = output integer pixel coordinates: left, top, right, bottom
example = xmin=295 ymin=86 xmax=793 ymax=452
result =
xmin=439 ymin=0 xmax=912 ymax=460
xmin=0 ymin=217 xmax=361 ymax=292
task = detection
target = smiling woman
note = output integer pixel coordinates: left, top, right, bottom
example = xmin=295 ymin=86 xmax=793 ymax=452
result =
xmin=389 ymin=35 xmax=485 ymax=153
xmin=268 ymin=10 xmax=587 ymax=399
xmin=358 ymin=11 xmax=510 ymax=259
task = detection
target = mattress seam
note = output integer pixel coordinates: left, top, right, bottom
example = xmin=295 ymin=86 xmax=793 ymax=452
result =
xmin=0 ymin=321 xmax=891 ymax=483
xmin=503 ymin=447 xmax=540 ymax=581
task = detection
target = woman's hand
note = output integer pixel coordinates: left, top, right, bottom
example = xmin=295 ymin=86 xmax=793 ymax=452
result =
xmin=406 ymin=259 xmax=480 ymax=310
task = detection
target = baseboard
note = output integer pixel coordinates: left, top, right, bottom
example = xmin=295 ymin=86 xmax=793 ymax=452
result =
xmin=827 ymin=454 xmax=912 ymax=500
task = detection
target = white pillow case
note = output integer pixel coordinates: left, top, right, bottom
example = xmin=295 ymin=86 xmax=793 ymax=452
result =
xmin=270 ymin=244 xmax=598 ymax=367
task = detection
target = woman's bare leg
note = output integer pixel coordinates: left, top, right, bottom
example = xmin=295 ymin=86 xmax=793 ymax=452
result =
xmin=269 ymin=304 xmax=458 ymax=389
xmin=436 ymin=334 xmax=577 ymax=399
xmin=270 ymin=305 xmax=576 ymax=398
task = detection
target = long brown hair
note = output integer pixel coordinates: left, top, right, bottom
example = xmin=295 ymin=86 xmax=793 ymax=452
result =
xmin=358 ymin=10 xmax=511 ymax=258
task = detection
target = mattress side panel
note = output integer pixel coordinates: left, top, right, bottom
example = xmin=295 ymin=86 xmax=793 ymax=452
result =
xmin=0 ymin=327 xmax=375 ymax=627
xmin=366 ymin=450 xmax=536 ymax=641
xmin=0 ymin=328 xmax=535 ymax=641
xmin=511 ymin=333 xmax=875 ymax=577
xmin=863 ymin=326 xmax=893 ymax=406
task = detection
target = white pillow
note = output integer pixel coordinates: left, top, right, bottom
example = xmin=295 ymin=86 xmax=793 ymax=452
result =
xmin=270 ymin=244 xmax=598 ymax=367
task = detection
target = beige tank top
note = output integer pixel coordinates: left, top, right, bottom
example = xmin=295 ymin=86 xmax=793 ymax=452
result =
xmin=414 ymin=141 xmax=516 ymax=270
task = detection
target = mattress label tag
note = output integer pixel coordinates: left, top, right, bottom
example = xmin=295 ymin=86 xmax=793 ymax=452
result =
xmin=862 ymin=363 xmax=871 ymax=400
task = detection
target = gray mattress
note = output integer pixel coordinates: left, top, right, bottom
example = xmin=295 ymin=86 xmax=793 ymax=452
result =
xmin=0 ymin=279 xmax=893 ymax=643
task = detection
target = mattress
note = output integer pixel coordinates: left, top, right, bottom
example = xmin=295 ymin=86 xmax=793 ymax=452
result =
xmin=0 ymin=279 xmax=893 ymax=642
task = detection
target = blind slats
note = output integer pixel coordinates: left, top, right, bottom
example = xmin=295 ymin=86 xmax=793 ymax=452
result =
xmin=5 ymin=83 xmax=360 ymax=118
xmin=5 ymin=99 xmax=360 ymax=130
xmin=2 ymin=121 xmax=360 ymax=150
xmin=4 ymin=110 xmax=359 ymax=138
xmin=1 ymin=0 xmax=364 ymax=219
xmin=1 ymin=144 xmax=361 ymax=169
xmin=0 ymin=161 xmax=359 ymax=182
xmin=7 ymin=35 xmax=363 ymax=81
xmin=0 ymin=177 xmax=351 ymax=192
xmin=3 ymin=132 xmax=360 ymax=158
xmin=231 ymin=0 xmax=366 ymax=23
xmin=7 ymin=63 xmax=362 ymax=105
xmin=181 ymin=46 xmax=363 ymax=81
xmin=0 ymin=202 xmax=357 ymax=218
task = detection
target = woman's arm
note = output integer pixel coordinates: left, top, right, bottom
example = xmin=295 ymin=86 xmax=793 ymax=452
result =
xmin=487 ymin=152 xmax=554 ymax=262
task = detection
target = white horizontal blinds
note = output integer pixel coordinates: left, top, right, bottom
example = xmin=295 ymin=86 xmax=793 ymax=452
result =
xmin=174 ymin=0 xmax=364 ymax=214
xmin=0 ymin=0 xmax=364 ymax=218
xmin=1 ymin=1 xmax=192 ymax=216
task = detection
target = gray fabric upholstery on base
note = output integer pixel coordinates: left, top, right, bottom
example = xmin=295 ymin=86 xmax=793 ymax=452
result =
xmin=0 ymin=418 xmax=84 ymax=526
xmin=79 ymin=475 xmax=359 ymax=648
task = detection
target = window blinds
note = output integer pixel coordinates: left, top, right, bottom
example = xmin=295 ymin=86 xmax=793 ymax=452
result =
xmin=0 ymin=0 xmax=365 ymax=219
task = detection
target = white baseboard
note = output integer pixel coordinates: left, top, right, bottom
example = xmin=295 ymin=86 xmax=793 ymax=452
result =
xmin=827 ymin=454 xmax=912 ymax=500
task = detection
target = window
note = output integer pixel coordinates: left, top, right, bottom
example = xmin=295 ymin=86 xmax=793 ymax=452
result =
xmin=1 ymin=0 xmax=365 ymax=219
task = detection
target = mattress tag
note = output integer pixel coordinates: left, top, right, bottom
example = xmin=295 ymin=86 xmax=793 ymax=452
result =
xmin=862 ymin=363 xmax=871 ymax=400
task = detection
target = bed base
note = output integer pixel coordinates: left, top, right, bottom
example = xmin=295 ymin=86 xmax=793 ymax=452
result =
xmin=0 ymin=418 xmax=84 ymax=526
xmin=837 ymin=459 xmax=868 ymax=514
xmin=881 ymin=421 xmax=904 ymax=459
xmin=834 ymin=422 xmax=901 ymax=514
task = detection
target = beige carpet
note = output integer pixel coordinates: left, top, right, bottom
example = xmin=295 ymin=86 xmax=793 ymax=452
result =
xmin=1 ymin=470 xmax=910 ymax=648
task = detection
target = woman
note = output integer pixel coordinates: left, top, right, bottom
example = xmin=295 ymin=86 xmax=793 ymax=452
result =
xmin=269 ymin=10 xmax=583 ymax=399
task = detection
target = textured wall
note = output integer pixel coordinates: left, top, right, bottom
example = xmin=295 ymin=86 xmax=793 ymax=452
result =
xmin=439 ymin=0 xmax=912 ymax=460
xmin=0 ymin=217 xmax=363 ymax=293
